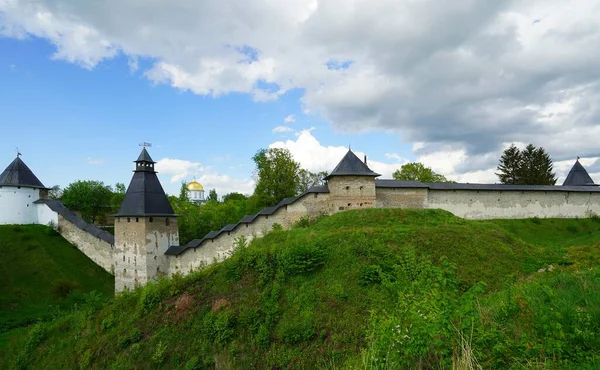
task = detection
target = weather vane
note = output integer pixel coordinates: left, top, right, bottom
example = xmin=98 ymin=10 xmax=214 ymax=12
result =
xmin=139 ymin=142 xmax=152 ymax=148
xmin=16 ymin=147 xmax=21 ymax=157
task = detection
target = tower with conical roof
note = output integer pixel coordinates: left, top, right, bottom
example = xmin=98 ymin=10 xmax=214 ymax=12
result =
xmin=113 ymin=148 xmax=179 ymax=292
xmin=562 ymin=158 xmax=597 ymax=186
xmin=326 ymin=149 xmax=381 ymax=212
xmin=0 ymin=154 xmax=49 ymax=224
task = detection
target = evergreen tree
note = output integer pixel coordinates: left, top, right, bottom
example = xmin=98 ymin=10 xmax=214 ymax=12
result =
xmin=179 ymin=181 xmax=189 ymax=202
xmin=496 ymin=144 xmax=556 ymax=185
xmin=496 ymin=144 xmax=523 ymax=185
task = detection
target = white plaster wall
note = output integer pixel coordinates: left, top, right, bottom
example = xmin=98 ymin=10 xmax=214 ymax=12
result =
xmin=36 ymin=203 xmax=58 ymax=226
xmin=0 ymin=186 xmax=40 ymax=224
xmin=427 ymin=189 xmax=600 ymax=219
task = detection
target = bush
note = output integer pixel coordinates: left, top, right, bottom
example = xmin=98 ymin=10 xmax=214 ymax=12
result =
xmin=139 ymin=283 xmax=161 ymax=314
xmin=118 ymin=328 xmax=142 ymax=349
xmin=278 ymin=311 xmax=315 ymax=344
xmin=279 ymin=241 xmax=326 ymax=276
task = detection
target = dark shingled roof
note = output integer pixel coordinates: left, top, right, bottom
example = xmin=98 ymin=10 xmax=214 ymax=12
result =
xmin=0 ymin=156 xmax=46 ymax=189
xmin=375 ymin=179 xmax=600 ymax=192
xmin=563 ymin=160 xmax=597 ymax=186
xmin=327 ymin=150 xmax=380 ymax=179
xmin=137 ymin=148 xmax=154 ymax=163
xmin=34 ymin=199 xmax=114 ymax=244
xmin=115 ymin=149 xmax=176 ymax=217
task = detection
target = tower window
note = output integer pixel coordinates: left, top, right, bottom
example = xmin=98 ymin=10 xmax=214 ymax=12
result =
xmin=149 ymin=217 xmax=153 ymax=222
xmin=166 ymin=218 xmax=170 ymax=226
xmin=136 ymin=217 xmax=139 ymax=222
xmin=127 ymin=217 xmax=131 ymax=223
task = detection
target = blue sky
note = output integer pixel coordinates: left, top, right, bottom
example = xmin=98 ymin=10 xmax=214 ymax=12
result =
xmin=1 ymin=0 xmax=599 ymax=195
xmin=0 ymin=36 xmax=411 ymax=196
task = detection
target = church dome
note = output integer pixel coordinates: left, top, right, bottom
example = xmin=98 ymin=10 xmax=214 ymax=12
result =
xmin=187 ymin=181 xmax=204 ymax=191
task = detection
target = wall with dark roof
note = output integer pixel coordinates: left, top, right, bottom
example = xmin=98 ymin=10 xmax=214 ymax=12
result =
xmin=57 ymin=214 xmax=115 ymax=273
xmin=328 ymin=176 xmax=376 ymax=212
xmin=427 ymin=189 xmax=600 ymax=219
xmin=376 ymin=187 xmax=428 ymax=209
xmin=166 ymin=192 xmax=330 ymax=276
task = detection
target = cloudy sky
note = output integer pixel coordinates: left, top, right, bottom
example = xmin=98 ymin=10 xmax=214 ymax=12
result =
xmin=1 ymin=0 xmax=599 ymax=196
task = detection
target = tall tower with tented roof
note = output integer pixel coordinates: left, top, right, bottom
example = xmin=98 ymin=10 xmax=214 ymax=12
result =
xmin=113 ymin=147 xmax=179 ymax=292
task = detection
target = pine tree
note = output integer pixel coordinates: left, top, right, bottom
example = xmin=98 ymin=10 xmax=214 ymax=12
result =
xmin=496 ymin=143 xmax=556 ymax=185
xmin=496 ymin=144 xmax=522 ymax=184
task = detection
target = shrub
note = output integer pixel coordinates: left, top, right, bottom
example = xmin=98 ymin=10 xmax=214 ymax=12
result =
xmin=358 ymin=265 xmax=382 ymax=286
xmin=279 ymin=241 xmax=325 ymax=276
xmin=118 ymin=328 xmax=142 ymax=349
xmin=139 ymin=283 xmax=161 ymax=314
xmin=278 ymin=311 xmax=315 ymax=344
xmin=151 ymin=341 xmax=167 ymax=365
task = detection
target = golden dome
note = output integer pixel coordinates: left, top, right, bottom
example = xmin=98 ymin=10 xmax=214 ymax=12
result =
xmin=187 ymin=181 xmax=204 ymax=191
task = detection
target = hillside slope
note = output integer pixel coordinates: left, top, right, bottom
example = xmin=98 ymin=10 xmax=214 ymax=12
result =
xmin=3 ymin=209 xmax=600 ymax=369
xmin=0 ymin=225 xmax=114 ymax=334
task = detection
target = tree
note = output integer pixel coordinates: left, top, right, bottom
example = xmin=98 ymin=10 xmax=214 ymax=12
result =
xmin=252 ymin=148 xmax=302 ymax=207
xmin=298 ymin=169 xmax=328 ymax=193
xmin=179 ymin=181 xmax=189 ymax=202
xmin=392 ymin=162 xmax=451 ymax=182
xmin=207 ymin=189 xmax=218 ymax=202
xmin=496 ymin=144 xmax=522 ymax=185
xmin=110 ymin=182 xmax=127 ymax=213
xmin=61 ymin=180 xmax=113 ymax=224
xmin=48 ymin=185 xmax=62 ymax=200
xmin=223 ymin=192 xmax=247 ymax=202
xmin=496 ymin=144 xmax=556 ymax=185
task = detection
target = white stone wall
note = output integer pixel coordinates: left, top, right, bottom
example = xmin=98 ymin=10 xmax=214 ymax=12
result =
xmin=0 ymin=186 xmax=40 ymax=224
xmin=376 ymin=188 xmax=428 ymax=209
xmin=36 ymin=203 xmax=59 ymax=226
xmin=57 ymin=214 xmax=114 ymax=273
xmin=427 ymin=189 xmax=600 ymax=219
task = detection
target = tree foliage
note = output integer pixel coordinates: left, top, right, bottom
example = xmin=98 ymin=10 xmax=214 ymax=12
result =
xmin=179 ymin=181 xmax=189 ymax=202
xmin=252 ymin=148 xmax=302 ymax=208
xmin=392 ymin=162 xmax=452 ymax=182
xmin=496 ymin=144 xmax=557 ymax=185
xmin=207 ymin=189 xmax=218 ymax=202
xmin=48 ymin=185 xmax=62 ymax=200
xmin=61 ymin=180 xmax=113 ymax=224
xmin=298 ymin=169 xmax=328 ymax=194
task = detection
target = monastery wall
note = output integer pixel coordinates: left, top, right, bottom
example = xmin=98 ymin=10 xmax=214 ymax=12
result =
xmin=166 ymin=192 xmax=330 ymax=276
xmin=327 ymin=176 xmax=376 ymax=212
xmin=57 ymin=214 xmax=115 ymax=273
xmin=426 ymin=189 xmax=600 ymax=219
xmin=376 ymin=187 xmax=428 ymax=209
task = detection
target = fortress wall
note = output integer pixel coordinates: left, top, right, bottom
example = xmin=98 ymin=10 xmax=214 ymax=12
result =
xmin=376 ymin=188 xmax=428 ymax=209
xmin=57 ymin=214 xmax=114 ymax=273
xmin=286 ymin=193 xmax=330 ymax=226
xmin=36 ymin=203 xmax=59 ymax=226
xmin=427 ymin=189 xmax=600 ymax=219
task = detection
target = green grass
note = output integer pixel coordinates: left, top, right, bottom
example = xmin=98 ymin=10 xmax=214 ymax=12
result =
xmin=0 ymin=224 xmax=114 ymax=336
xmin=2 ymin=209 xmax=600 ymax=369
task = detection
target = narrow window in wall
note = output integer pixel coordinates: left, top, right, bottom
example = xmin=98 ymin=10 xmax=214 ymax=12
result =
xmin=136 ymin=217 xmax=139 ymax=222
xmin=314 ymin=193 xmax=318 ymax=198
xmin=127 ymin=217 xmax=131 ymax=223
xmin=166 ymin=218 xmax=170 ymax=226
xmin=123 ymin=255 xmax=125 ymax=261
xmin=149 ymin=217 xmax=153 ymax=222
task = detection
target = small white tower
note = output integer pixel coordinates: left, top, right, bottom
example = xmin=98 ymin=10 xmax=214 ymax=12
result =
xmin=0 ymin=153 xmax=48 ymax=225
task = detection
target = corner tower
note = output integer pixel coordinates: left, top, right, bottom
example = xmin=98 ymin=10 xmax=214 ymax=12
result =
xmin=326 ymin=150 xmax=380 ymax=213
xmin=114 ymin=148 xmax=179 ymax=292
xmin=562 ymin=158 xmax=597 ymax=186
xmin=0 ymin=154 xmax=48 ymax=225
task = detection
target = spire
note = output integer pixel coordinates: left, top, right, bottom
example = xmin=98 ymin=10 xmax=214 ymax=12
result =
xmin=562 ymin=158 xmax=597 ymax=186
xmin=0 ymin=155 xmax=46 ymax=188
xmin=115 ymin=148 xmax=176 ymax=216
xmin=327 ymin=149 xmax=381 ymax=179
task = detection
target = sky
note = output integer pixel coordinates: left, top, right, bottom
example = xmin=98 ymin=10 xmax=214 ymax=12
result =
xmin=1 ymin=0 xmax=600 ymax=196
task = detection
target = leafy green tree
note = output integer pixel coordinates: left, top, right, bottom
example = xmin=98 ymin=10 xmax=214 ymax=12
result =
xmin=207 ymin=189 xmax=218 ymax=202
xmin=110 ymin=183 xmax=127 ymax=213
xmin=392 ymin=162 xmax=451 ymax=182
xmin=222 ymin=192 xmax=247 ymax=203
xmin=252 ymin=148 xmax=301 ymax=207
xmin=496 ymin=144 xmax=522 ymax=185
xmin=496 ymin=144 xmax=556 ymax=185
xmin=298 ymin=169 xmax=328 ymax=193
xmin=61 ymin=180 xmax=113 ymax=224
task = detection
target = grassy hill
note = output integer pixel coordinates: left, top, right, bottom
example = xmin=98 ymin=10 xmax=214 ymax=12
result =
xmin=2 ymin=209 xmax=600 ymax=369
xmin=0 ymin=225 xmax=114 ymax=335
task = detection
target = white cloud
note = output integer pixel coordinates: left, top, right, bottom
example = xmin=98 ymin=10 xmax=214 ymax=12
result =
xmin=154 ymin=157 xmax=254 ymax=196
xmin=283 ymin=114 xmax=295 ymax=123
xmin=272 ymin=125 xmax=294 ymax=134
xmin=3 ymin=0 xmax=600 ymax=172
xmin=86 ymin=157 xmax=104 ymax=165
